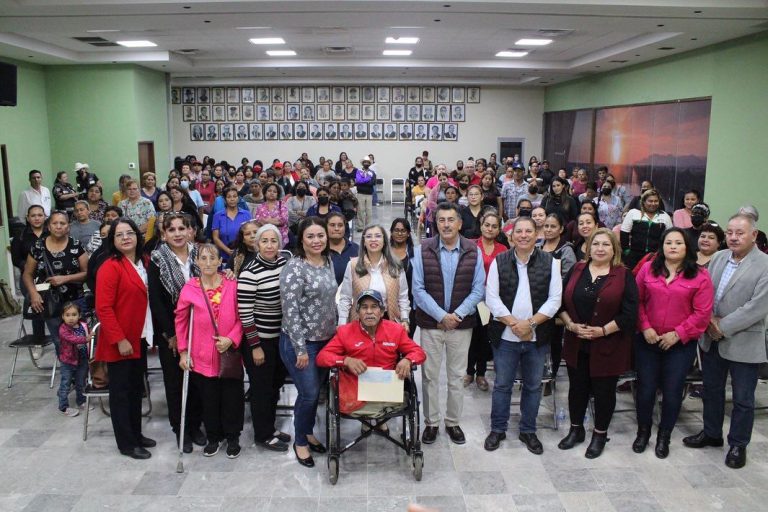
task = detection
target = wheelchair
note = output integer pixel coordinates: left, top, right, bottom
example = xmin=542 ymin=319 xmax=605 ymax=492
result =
xmin=325 ymin=364 xmax=423 ymax=484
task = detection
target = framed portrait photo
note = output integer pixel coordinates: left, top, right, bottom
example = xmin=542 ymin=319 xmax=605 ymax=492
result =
xmin=249 ymin=123 xmax=262 ymax=141
xmin=353 ymin=122 xmax=368 ymax=140
xmin=422 ymin=104 xmax=436 ymax=122
xmin=346 ymin=86 xmax=360 ymax=103
xmin=279 ymin=123 xmax=294 ymax=140
xmin=361 ymin=86 xmax=375 ymax=103
xmin=324 ymin=122 xmax=338 ymax=140
xmin=467 ymin=87 xmax=480 ymax=103
xmin=264 ymin=123 xmax=278 ymax=140
xmin=301 ymin=104 xmax=315 ymax=121
xmin=286 ymin=86 xmax=300 ymax=103
xmin=242 ymin=104 xmax=255 ymax=121
xmin=197 ymin=105 xmax=211 ymax=122
xmin=347 ymin=104 xmax=360 ymax=121
xmin=368 ymin=122 xmax=383 ymax=140
xmin=196 ymin=87 xmax=210 ymax=103
xmin=392 ymin=86 xmax=405 ymax=103
xmin=286 ymin=103 xmax=300 ymax=121
xmin=271 ymin=87 xmax=285 ymax=103
xmin=443 ymin=123 xmax=459 ymax=140
xmin=212 ymin=105 xmax=226 ymax=121
xmin=451 ymin=104 xmax=465 ymax=122
xmin=406 ymin=104 xmax=420 ymax=122
xmin=302 ymin=87 xmax=315 ymax=103
xmin=316 ymin=86 xmax=330 ymax=103
xmin=331 ymin=104 xmax=345 ymax=121
xmin=437 ymin=86 xmax=451 ymax=103
xmin=383 ymin=123 xmax=398 ymax=140
xmin=182 ymin=105 xmax=195 ymax=122
xmin=436 ymin=104 xmax=451 ymax=122
xmin=377 ymin=104 xmax=390 ymax=121
xmin=256 ymin=87 xmax=270 ymax=103
xmin=204 ymin=123 xmax=219 ymax=141
xmin=452 ymin=87 xmax=465 ymax=103
xmin=309 ymin=123 xmax=323 ymax=140
xmin=399 ymin=123 xmax=413 ymax=140
xmin=272 ymin=104 xmax=285 ymax=121
xmin=226 ymin=87 xmax=240 ymax=104
xmin=294 ymin=122 xmax=308 ymax=140
xmin=316 ymin=104 xmax=330 ymax=121
xmin=406 ymin=86 xmax=420 ymax=103
xmin=414 ymin=123 xmax=428 ymax=140
xmin=182 ymin=87 xmax=195 ymax=104
xmin=361 ymin=104 xmax=375 ymax=121
xmin=256 ymin=104 xmax=270 ymax=121
xmin=220 ymin=123 xmax=234 ymax=141
xmin=227 ymin=104 xmax=241 ymax=121
xmin=190 ymin=123 xmax=204 ymax=141
xmin=338 ymin=122 xmax=353 ymax=140
xmin=234 ymin=123 xmax=249 ymax=140
xmin=428 ymin=123 xmax=443 ymax=140
xmin=377 ymin=87 xmax=390 ymax=103
xmin=391 ymin=104 xmax=405 ymax=122
xmin=241 ymin=87 xmax=255 ymax=103
xmin=212 ymin=87 xmax=225 ymax=104
xmin=171 ymin=88 xmax=181 ymax=104
xmin=332 ymin=86 xmax=345 ymax=102
xmin=421 ymin=86 xmax=435 ymax=103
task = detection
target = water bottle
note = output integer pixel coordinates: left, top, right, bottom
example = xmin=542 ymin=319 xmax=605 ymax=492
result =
xmin=557 ymin=407 xmax=567 ymax=424
xmin=584 ymin=408 xmax=591 ymax=427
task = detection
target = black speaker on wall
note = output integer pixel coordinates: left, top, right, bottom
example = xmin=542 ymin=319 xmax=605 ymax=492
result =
xmin=0 ymin=62 xmax=18 ymax=107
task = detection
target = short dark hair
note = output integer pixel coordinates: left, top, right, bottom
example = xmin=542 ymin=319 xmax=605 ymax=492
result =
xmin=435 ymin=201 xmax=461 ymax=217
xmin=651 ymin=227 xmax=699 ymax=280
xmin=699 ymin=222 xmax=725 ymax=245
xmin=294 ymin=217 xmax=330 ymax=259
xmin=105 ymin=217 xmax=145 ymax=263
xmin=29 ymin=169 xmax=41 ymax=179
xmin=104 ymin=205 xmax=123 ymax=217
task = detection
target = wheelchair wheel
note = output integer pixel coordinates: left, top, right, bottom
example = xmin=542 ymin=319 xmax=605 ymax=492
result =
xmin=328 ymin=455 xmax=339 ymax=485
xmin=412 ymin=452 xmax=423 ymax=481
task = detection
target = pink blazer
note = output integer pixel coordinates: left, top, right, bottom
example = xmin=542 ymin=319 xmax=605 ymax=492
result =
xmin=175 ymin=276 xmax=242 ymax=378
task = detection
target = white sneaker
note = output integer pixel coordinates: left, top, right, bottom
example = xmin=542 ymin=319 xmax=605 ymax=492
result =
xmin=60 ymin=407 xmax=79 ymax=417
xmin=78 ymin=403 xmax=95 ymax=412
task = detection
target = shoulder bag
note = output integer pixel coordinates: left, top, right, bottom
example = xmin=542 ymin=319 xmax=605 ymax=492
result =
xmin=200 ymin=280 xmax=243 ymax=380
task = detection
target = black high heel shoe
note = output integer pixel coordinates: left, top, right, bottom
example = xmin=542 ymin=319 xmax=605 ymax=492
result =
xmin=585 ymin=431 xmax=608 ymax=459
xmin=293 ymin=443 xmax=315 ymax=468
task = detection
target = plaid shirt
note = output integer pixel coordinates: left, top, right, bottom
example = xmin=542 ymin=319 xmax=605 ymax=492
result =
xmin=501 ymin=180 xmax=528 ymax=219
xmin=714 ymin=254 xmax=740 ymax=308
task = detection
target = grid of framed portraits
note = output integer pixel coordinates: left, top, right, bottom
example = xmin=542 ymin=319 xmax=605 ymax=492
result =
xmin=175 ymin=85 xmax=479 ymax=141
xmin=189 ymin=122 xmax=461 ymax=142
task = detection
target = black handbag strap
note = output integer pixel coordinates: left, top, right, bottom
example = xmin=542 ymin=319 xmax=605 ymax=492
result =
xmin=199 ymin=278 xmax=220 ymax=337
xmin=40 ymin=245 xmax=57 ymax=281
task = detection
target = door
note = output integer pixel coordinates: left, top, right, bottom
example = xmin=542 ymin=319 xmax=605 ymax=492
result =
xmin=138 ymin=141 xmax=155 ymax=176
xmin=498 ymin=138 xmax=525 ymax=167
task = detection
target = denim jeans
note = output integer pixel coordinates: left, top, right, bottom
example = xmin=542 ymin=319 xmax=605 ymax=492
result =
xmin=634 ymin=336 xmax=697 ymax=431
xmin=57 ymin=354 xmax=87 ymax=410
xmin=279 ymin=333 xmax=327 ymax=447
xmin=702 ymin=345 xmax=760 ymax=447
xmin=490 ymin=341 xmax=548 ymax=434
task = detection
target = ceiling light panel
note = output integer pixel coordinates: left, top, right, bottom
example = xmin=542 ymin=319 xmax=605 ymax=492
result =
xmin=383 ymin=49 xmax=412 ymax=56
xmin=266 ymin=50 xmax=296 ymax=56
xmin=249 ymin=37 xmax=285 ymax=45
xmin=496 ymin=50 xmax=528 ymax=57
xmin=515 ymin=38 xmax=552 ymax=46
xmin=386 ymin=37 xmax=419 ymax=44
xmin=116 ymin=40 xmax=157 ymax=48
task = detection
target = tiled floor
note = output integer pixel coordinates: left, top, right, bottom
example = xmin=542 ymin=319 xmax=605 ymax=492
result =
xmin=2 ymin=205 xmax=768 ymax=512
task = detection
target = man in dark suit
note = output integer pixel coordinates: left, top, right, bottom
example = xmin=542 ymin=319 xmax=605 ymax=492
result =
xmin=444 ymin=125 xmax=458 ymax=140
xmin=310 ymin=124 xmax=322 ymax=139
xmin=400 ymin=125 xmax=412 ymax=139
xmin=326 ymin=125 xmax=337 ymax=139
xmin=295 ymin=124 xmax=307 ymax=138
xmin=265 ymin=125 xmax=277 ymax=140
xmin=384 ymin=124 xmax=397 ymax=140
xmin=340 ymin=124 xmax=352 ymax=139
xmin=355 ymin=124 xmax=367 ymax=138
xmin=430 ymin=126 xmax=442 ymax=140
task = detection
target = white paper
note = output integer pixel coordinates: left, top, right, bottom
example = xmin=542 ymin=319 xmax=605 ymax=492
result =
xmin=357 ymin=367 xmax=404 ymax=403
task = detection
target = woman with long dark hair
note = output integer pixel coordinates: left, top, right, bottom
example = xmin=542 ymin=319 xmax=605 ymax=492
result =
xmin=95 ymin=218 xmax=156 ymax=459
xmin=254 ymin=183 xmax=289 ymax=247
xmin=620 ymin=189 xmax=673 ymax=269
xmin=227 ymin=220 xmax=260 ymax=276
xmin=212 ymin=187 xmax=251 ymax=262
xmin=52 ymin=171 xmax=78 ymax=213
xmin=633 ymin=228 xmax=713 ymax=459
xmin=541 ymin=177 xmax=579 ymax=225
xmin=86 ymin=184 xmax=109 ymax=222
xmin=389 ymin=217 xmax=416 ymax=337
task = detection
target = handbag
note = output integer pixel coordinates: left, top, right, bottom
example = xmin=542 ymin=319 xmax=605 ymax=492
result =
xmin=200 ymin=280 xmax=243 ymax=380
xmin=40 ymin=250 xmax=63 ymax=319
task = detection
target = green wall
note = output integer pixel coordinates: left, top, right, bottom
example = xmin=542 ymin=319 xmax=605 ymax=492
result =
xmin=133 ymin=66 xmax=171 ymax=175
xmin=544 ymin=32 xmax=768 ymax=223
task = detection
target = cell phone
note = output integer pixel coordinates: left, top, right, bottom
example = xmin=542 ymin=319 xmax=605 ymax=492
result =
xmin=35 ymin=283 xmax=51 ymax=292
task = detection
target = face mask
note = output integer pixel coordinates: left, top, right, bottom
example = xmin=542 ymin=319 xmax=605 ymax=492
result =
xmin=518 ymin=208 xmax=532 ymax=217
xmin=296 ymin=188 xmax=307 ymax=197
xmin=180 ymin=181 xmax=189 ymax=190
xmin=416 ymin=163 xmax=422 ymax=168
xmin=602 ymin=187 xmax=612 ymax=194
xmin=691 ymin=214 xmax=706 ymax=228
xmin=318 ymin=196 xmax=330 ymax=205
xmin=362 ymin=163 xmax=370 ymax=169
xmin=459 ymin=183 xmax=469 ymax=190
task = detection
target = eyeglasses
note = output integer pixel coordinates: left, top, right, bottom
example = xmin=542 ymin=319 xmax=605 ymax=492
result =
xmin=114 ymin=231 xmax=137 ymax=240
xmin=364 ymin=233 xmax=384 ymax=240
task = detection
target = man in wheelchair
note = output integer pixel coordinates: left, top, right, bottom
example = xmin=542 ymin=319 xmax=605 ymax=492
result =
xmin=317 ymin=289 xmax=426 ymax=419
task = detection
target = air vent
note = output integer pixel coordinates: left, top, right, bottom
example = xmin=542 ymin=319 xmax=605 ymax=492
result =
xmin=609 ymin=60 xmax=628 ymax=63
xmin=537 ymin=29 xmax=573 ymax=37
xmin=658 ymin=47 xmax=676 ymax=50
xmin=90 ymin=42 xmax=120 ymax=47
xmin=175 ymin=49 xmax=199 ymax=55
xmin=73 ymin=36 xmax=109 ymax=42
xmin=324 ymin=46 xmax=353 ymax=54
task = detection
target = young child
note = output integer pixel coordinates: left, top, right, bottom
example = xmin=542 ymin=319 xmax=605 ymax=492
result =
xmin=57 ymin=302 xmax=90 ymax=417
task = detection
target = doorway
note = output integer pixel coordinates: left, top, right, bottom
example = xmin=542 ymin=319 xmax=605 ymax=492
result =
xmin=138 ymin=141 xmax=155 ymax=176
xmin=498 ymin=138 xmax=525 ymax=167
xmin=1 ymin=144 xmax=10 ymax=225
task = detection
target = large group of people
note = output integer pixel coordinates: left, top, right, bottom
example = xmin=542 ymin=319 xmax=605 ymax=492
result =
xmin=12 ymin=151 xmax=768 ymax=472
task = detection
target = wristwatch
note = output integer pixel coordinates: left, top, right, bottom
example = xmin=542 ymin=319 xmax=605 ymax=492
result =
xmin=528 ymin=319 xmax=538 ymax=332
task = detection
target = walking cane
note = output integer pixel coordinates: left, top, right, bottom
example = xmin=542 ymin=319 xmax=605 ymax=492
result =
xmin=177 ymin=308 xmax=194 ymax=473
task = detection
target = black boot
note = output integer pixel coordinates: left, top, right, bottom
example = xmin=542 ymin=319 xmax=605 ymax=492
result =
xmin=632 ymin=425 xmax=651 ymax=454
xmin=585 ymin=431 xmax=608 ymax=459
xmin=557 ymin=425 xmax=586 ymax=450
xmin=655 ymin=429 xmax=671 ymax=459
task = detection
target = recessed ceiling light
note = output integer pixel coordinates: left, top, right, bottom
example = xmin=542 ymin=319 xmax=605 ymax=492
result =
xmin=116 ymin=40 xmax=157 ymax=48
xmin=249 ymin=37 xmax=286 ymax=45
xmin=496 ymin=50 xmax=528 ymax=58
xmin=386 ymin=37 xmax=419 ymax=44
xmin=383 ymin=49 xmax=412 ymax=56
xmin=266 ymin=50 xmax=296 ymax=56
xmin=86 ymin=29 xmax=120 ymax=33
xmin=204 ymin=20 xmax=211 ymax=23
xmin=515 ymin=38 xmax=552 ymax=46
xmin=657 ymin=24 xmax=665 ymax=27
xmin=237 ymin=26 xmax=271 ymax=30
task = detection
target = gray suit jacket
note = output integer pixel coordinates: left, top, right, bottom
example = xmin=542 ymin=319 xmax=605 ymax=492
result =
xmin=699 ymin=246 xmax=768 ymax=363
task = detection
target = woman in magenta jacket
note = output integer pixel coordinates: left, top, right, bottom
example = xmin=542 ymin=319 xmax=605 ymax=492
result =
xmin=633 ymin=228 xmax=714 ymax=459
xmin=176 ymin=243 xmax=244 ymax=459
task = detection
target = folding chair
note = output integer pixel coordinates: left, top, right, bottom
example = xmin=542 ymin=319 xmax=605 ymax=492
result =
xmin=7 ymin=308 xmax=57 ymax=389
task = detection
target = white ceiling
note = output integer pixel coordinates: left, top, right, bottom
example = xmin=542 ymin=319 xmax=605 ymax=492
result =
xmin=0 ymin=0 xmax=766 ymax=86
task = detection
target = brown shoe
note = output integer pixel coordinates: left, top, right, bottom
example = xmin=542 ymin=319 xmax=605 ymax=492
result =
xmin=476 ymin=376 xmax=489 ymax=391
xmin=462 ymin=375 xmax=474 ymax=388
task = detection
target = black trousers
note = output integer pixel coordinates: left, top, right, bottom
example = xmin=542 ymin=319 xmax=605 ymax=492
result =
xmin=242 ymin=339 xmax=287 ymax=442
xmin=550 ymin=325 xmax=564 ymax=378
xmin=567 ymin=350 xmax=619 ymax=432
xmin=192 ymin=372 xmax=244 ymax=442
xmin=107 ymin=358 xmax=144 ymax=452
xmin=466 ymin=318 xmax=492 ymax=377
xmin=157 ymin=342 xmax=203 ymax=435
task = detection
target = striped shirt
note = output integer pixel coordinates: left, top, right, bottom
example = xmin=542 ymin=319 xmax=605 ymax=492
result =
xmin=237 ymin=253 xmax=288 ymax=346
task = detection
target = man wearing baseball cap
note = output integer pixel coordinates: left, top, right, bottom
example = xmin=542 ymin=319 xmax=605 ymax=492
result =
xmin=317 ymin=290 xmax=426 ymax=417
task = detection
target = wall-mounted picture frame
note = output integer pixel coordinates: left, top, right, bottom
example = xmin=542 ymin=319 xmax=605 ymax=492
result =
xmin=294 ymin=123 xmax=308 ymax=140
xmin=338 ymin=123 xmax=353 ymax=140
xmin=347 ymin=104 xmax=360 ymax=120
xmin=212 ymin=87 xmax=225 ymax=104
xmin=362 ymin=86 xmax=375 ymax=103
xmin=212 ymin=105 xmax=226 ymax=121
xmin=242 ymin=104 xmax=255 ymax=121
xmin=407 ymin=87 xmax=420 ymax=103
xmin=204 ymin=123 xmax=219 ymax=141
xmin=392 ymin=104 xmax=405 ymax=121
xmin=399 ymin=123 xmax=413 ymax=140
xmin=309 ymin=123 xmax=323 ymax=140
xmin=436 ymin=104 xmax=451 ymax=122
xmin=257 ymin=87 xmax=270 ymax=102
xmin=392 ymin=87 xmax=405 ymax=103
xmin=190 ymin=123 xmax=204 ymax=141
xmin=332 ymin=104 xmax=345 ymax=121
xmin=287 ymin=104 xmax=300 ymax=120
xmin=377 ymin=86 xmax=390 ymax=103
xmin=354 ymin=122 xmax=368 ymax=139
xmin=467 ymin=87 xmax=480 ymax=103
xmin=451 ymin=104 xmax=465 ymax=122
xmin=422 ymin=104 xmax=436 ymax=122
xmin=256 ymin=104 xmax=270 ymax=121
xmin=220 ymin=123 xmax=234 ymax=141
xmin=324 ymin=122 xmax=338 ymax=140
xmin=196 ymin=87 xmax=210 ymax=103
xmin=171 ymin=88 xmax=181 ymax=104
xmin=249 ymin=123 xmax=262 ymax=141
xmin=272 ymin=87 xmax=285 ymax=103
xmin=286 ymin=86 xmax=300 ymax=102
xmin=437 ymin=86 xmax=450 ymax=103
xmin=182 ymin=87 xmax=195 ymax=104
xmin=301 ymin=104 xmax=315 ymax=121
xmin=302 ymin=87 xmax=315 ymax=103
xmin=414 ymin=123 xmax=428 ymax=140
xmin=369 ymin=122 xmax=383 ymax=140
xmin=347 ymin=86 xmax=360 ymax=102
xmin=383 ymin=123 xmax=398 ymax=140
xmin=264 ymin=123 xmax=278 ymax=140
xmin=362 ymin=104 xmax=375 ymax=121
xmin=316 ymin=104 xmax=330 ymax=121
xmin=227 ymin=104 xmax=241 ymax=121
xmin=235 ymin=123 xmax=249 ymax=140
xmin=241 ymin=87 xmax=255 ymax=103
xmin=377 ymin=104 xmax=390 ymax=121
xmin=406 ymin=104 xmax=420 ymax=122
xmin=452 ymin=87 xmax=465 ymax=103
xmin=444 ymin=123 xmax=459 ymax=140
xmin=226 ymin=87 xmax=240 ymax=104
xmin=279 ymin=123 xmax=294 ymax=140
xmin=272 ymin=104 xmax=285 ymax=121
xmin=183 ymin=105 xmax=195 ymax=121
xmin=332 ymin=86 xmax=345 ymax=102
xmin=422 ymin=86 xmax=435 ymax=103
xmin=317 ymin=86 xmax=330 ymax=103
xmin=428 ymin=123 xmax=443 ymax=140
xmin=197 ymin=105 xmax=211 ymax=122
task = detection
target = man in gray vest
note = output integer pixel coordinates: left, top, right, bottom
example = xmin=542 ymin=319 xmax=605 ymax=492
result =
xmin=412 ymin=202 xmax=485 ymax=445
xmin=683 ymin=213 xmax=768 ymax=469
xmin=484 ymin=216 xmax=562 ymax=454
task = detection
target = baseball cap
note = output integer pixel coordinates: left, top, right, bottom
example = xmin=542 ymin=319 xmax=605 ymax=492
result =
xmin=355 ymin=289 xmax=384 ymax=309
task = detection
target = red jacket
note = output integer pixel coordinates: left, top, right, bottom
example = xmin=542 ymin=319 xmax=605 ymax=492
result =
xmin=317 ymin=319 xmax=426 ymax=414
xmin=95 ymin=257 xmax=149 ymax=362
